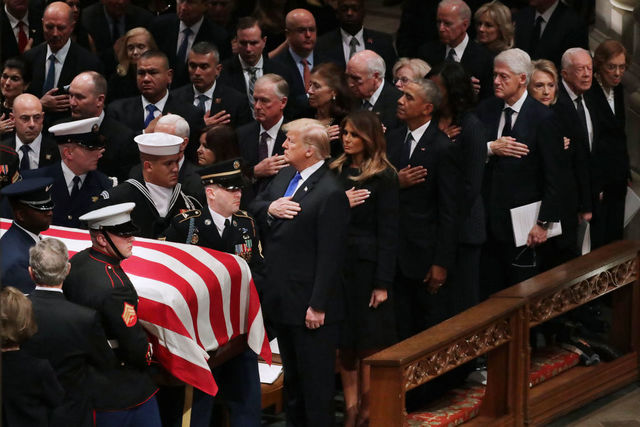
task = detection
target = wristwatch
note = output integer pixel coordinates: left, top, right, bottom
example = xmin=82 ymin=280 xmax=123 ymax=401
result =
xmin=536 ymin=220 xmax=550 ymax=230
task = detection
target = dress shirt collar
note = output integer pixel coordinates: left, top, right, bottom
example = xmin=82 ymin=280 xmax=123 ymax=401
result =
xmin=142 ymin=90 xmax=169 ymax=114
xmin=61 ymin=159 xmax=87 ymax=192
xmin=447 ymin=33 xmax=469 ymax=61
xmin=289 ymin=47 xmax=314 ymax=69
xmin=47 ymin=37 xmax=71 ymax=58
xmin=260 ymin=116 xmax=284 ymax=139
xmin=298 ymin=159 xmax=324 ymax=183
xmin=34 ymin=286 xmax=63 ymax=293
xmin=536 ymin=0 xmax=559 ymax=23
xmin=561 ymin=79 xmax=581 ymax=102
xmin=194 ymin=81 xmax=216 ymax=100
xmin=13 ymin=221 xmax=40 ymax=244
xmin=407 ymin=119 xmax=430 ymax=142
xmin=366 ymin=78 xmax=386 ymax=107
xmin=341 ymin=27 xmax=364 ymax=44
xmin=5 ymin=5 xmax=28 ymax=29
xmin=209 ymin=206 xmax=230 ymax=236
xmin=504 ymin=89 xmax=528 ymax=112
xmin=179 ymin=16 xmax=204 ymax=38
xmin=239 ymin=54 xmax=263 ymax=70
xmin=97 ymin=110 xmax=105 ymax=126
xmin=15 ymin=133 xmax=42 ymax=169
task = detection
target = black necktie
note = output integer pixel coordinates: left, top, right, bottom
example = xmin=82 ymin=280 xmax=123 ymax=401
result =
xmin=258 ymin=132 xmax=269 ymax=162
xmin=575 ymin=95 xmax=589 ymax=147
xmin=70 ymin=175 xmax=81 ymax=198
xmin=19 ymin=145 xmax=30 ymax=171
xmin=177 ymin=27 xmax=192 ymax=64
xmin=196 ymin=94 xmax=207 ymax=116
xmin=446 ymin=48 xmax=456 ymax=62
xmin=221 ymin=218 xmax=232 ymax=248
xmin=502 ymin=107 xmax=515 ymax=137
xmin=400 ymin=132 xmax=413 ymax=169
xmin=531 ymin=16 xmax=544 ymax=53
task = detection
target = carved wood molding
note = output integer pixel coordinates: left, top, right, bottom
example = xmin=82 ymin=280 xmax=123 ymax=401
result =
xmin=402 ymin=319 xmax=512 ymax=390
xmin=530 ymin=257 xmax=638 ymax=325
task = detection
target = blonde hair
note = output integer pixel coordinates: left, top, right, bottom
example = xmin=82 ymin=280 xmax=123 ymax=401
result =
xmin=283 ymin=118 xmax=330 ymax=160
xmin=0 ymin=287 xmax=37 ymax=348
xmin=115 ymin=27 xmax=157 ymax=77
xmin=474 ymin=1 xmax=514 ymax=53
xmin=392 ymin=58 xmax=432 ymax=81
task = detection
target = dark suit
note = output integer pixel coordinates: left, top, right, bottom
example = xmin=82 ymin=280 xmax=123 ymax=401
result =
xmin=366 ymin=80 xmax=402 ymax=131
xmin=272 ymin=49 xmax=328 ymax=113
xmin=150 ymin=14 xmax=230 ymax=88
xmin=249 ymin=162 xmax=350 ymax=427
xmin=0 ymin=133 xmax=59 ymax=170
xmin=0 ymin=5 xmax=44 ymax=63
xmin=170 ymin=82 xmax=252 ymax=129
xmin=23 ymin=162 xmax=113 ymax=228
xmin=476 ymin=93 xmax=561 ymax=294
xmin=105 ymin=92 xmax=205 ymax=162
xmin=514 ymin=2 xmax=589 ymax=69
xmin=417 ymin=38 xmax=494 ymax=100
xmin=0 ymin=222 xmax=38 ymax=293
xmin=316 ymin=28 xmax=397 ymax=76
xmin=97 ymin=115 xmax=139 ymax=183
xmin=218 ymin=54 xmax=293 ymax=99
xmin=237 ymin=121 xmax=286 ymax=204
xmin=386 ymin=121 xmax=460 ymax=335
xmin=23 ymin=290 xmax=114 ymax=427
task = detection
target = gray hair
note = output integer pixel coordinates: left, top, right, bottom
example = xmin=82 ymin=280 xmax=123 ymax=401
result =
xmin=494 ymin=48 xmax=532 ymax=84
xmin=191 ymin=41 xmax=220 ymax=63
xmin=561 ymin=47 xmax=591 ymax=72
xmin=157 ymin=114 xmax=190 ymax=138
xmin=392 ymin=58 xmax=431 ymax=80
xmin=255 ymin=74 xmax=289 ymax=99
xmin=412 ymin=78 xmax=442 ymax=113
xmin=283 ymin=118 xmax=330 ymax=159
xmin=29 ymin=238 xmax=70 ymax=286
xmin=438 ymin=0 xmax=472 ymax=21
xmin=363 ymin=50 xmax=386 ymax=79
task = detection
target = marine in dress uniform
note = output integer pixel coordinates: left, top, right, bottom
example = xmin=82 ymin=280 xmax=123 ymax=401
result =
xmin=63 ymin=202 xmax=161 ymax=427
xmin=96 ymin=133 xmax=201 ymax=239
xmin=0 ymin=177 xmax=54 ymax=294
xmin=161 ymin=158 xmax=263 ymax=427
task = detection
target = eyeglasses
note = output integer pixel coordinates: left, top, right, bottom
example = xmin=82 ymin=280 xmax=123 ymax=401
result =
xmin=605 ymin=63 xmax=626 ymax=72
xmin=393 ymin=76 xmax=413 ymax=86
xmin=511 ymin=246 xmax=537 ymax=269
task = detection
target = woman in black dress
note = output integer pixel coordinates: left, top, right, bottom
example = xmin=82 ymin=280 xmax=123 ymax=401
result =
xmin=330 ymin=110 xmax=398 ymax=427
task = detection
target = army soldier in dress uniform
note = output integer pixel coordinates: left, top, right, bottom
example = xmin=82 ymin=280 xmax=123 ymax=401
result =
xmin=162 ymin=157 xmax=263 ymax=427
xmin=63 ymin=202 xmax=161 ymax=427
xmin=0 ymin=144 xmax=20 ymax=217
xmin=0 ymin=177 xmax=54 ymax=293
xmin=97 ymin=132 xmax=201 ymax=238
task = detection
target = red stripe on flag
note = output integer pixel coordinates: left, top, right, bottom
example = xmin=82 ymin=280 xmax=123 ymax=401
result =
xmin=210 ymin=251 xmax=243 ymax=341
xmin=247 ymin=279 xmax=272 ymax=364
xmin=138 ymin=297 xmax=192 ymax=339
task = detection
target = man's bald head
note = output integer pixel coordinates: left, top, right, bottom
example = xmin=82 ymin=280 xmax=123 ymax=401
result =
xmin=43 ymin=2 xmax=74 ymax=52
xmin=69 ymin=72 xmax=107 ymax=119
xmin=12 ymin=94 xmax=44 ymax=145
xmin=285 ymin=9 xmax=317 ymax=57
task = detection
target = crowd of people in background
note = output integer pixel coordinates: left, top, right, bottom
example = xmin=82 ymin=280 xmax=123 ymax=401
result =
xmin=0 ymin=0 xmax=630 ymax=426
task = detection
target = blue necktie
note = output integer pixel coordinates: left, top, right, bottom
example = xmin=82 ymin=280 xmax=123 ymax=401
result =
xmin=177 ymin=27 xmax=192 ymax=64
xmin=196 ymin=94 xmax=207 ymax=115
xmin=19 ymin=144 xmax=31 ymax=171
xmin=42 ymin=54 xmax=56 ymax=92
xmin=284 ymin=172 xmax=302 ymax=197
xmin=144 ymin=104 xmax=158 ymax=127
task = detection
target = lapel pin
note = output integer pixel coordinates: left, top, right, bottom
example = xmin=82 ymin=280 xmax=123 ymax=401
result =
xmin=45 ymin=154 xmax=52 ymax=160
xmin=420 ymin=147 xmax=426 ymax=151
xmin=214 ymin=98 xmax=222 ymax=104
xmin=304 ymin=186 xmax=308 ymax=192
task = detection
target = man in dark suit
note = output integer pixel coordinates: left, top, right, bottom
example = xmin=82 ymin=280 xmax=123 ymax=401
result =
xmin=476 ymin=48 xmax=561 ymax=296
xmin=386 ymin=79 xmax=460 ymax=338
xmin=238 ymin=74 xmax=289 ymax=205
xmin=0 ymin=177 xmax=54 ymax=294
xmin=316 ymin=0 xmax=396 ymax=76
xmin=1 ymin=0 xmax=44 ymax=63
xmin=150 ymin=0 xmax=229 ymax=88
xmin=23 ymin=2 xmax=103 ymax=121
xmin=346 ymin=50 xmax=402 ymax=130
xmin=24 ymin=116 xmax=113 ymax=228
xmin=24 ymin=238 xmax=114 ymax=427
xmin=217 ymin=17 xmax=292 ymax=114
xmin=171 ymin=42 xmax=251 ymax=130
xmin=106 ymin=50 xmax=204 ymax=162
xmin=249 ymin=118 xmax=350 ymax=427
xmin=69 ymin=71 xmax=138 ymax=183
xmin=273 ymin=9 xmax=325 ymax=113
xmin=514 ymin=0 xmax=588 ymax=70
xmin=1 ymin=94 xmax=59 ymax=172
xmin=417 ymin=0 xmax=494 ymax=100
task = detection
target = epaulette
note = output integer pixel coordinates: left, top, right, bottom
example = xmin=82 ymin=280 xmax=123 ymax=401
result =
xmin=233 ymin=209 xmax=252 ymax=219
xmin=175 ymin=208 xmax=202 ymax=223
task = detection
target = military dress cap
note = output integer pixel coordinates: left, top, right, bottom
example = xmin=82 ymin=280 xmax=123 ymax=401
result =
xmin=134 ymin=132 xmax=183 ymax=156
xmin=79 ymin=202 xmax=140 ymax=236
xmin=197 ymin=158 xmax=248 ymax=190
xmin=49 ymin=117 xmax=104 ymax=149
xmin=0 ymin=177 xmax=55 ymax=210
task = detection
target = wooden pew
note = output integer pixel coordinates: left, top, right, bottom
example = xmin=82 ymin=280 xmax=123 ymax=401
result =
xmin=493 ymin=240 xmax=640 ymax=425
xmin=364 ymin=297 xmax=527 ymax=426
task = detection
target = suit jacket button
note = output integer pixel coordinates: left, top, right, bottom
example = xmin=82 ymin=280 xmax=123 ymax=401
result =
xmin=67 ymin=215 xmax=73 ymax=220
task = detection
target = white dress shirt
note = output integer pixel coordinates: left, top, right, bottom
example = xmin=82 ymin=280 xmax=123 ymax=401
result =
xmin=562 ymin=79 xmax=593 ymax=150
xmin=260 ymin=116 xmax=284 ymax=157
xmin=341 ymin=28 xmax=364 ymax=64
xmin=193 ymin=81 xmax=216 ymax=113
xmin=535 ymin=0 xmax=559 ymax=37
xmin=15 ymin=133 xmax=42 ymax=170
xmin=177 ymin=17 xmax=203 ymax=56
xmin=4 ymin=5 xmax=29 ymax=42
xmin=45 ymin=39 xmax=71 ymax=89
xmin=445 ymin=33 xmax=469 ymax=62
xmin=141 ymin=90 xmax=169 ymax=122
xmin=209 ymin=207 xmax=231 ymax=237
xmin=61 ymin=160 xmax=87 ymax=195
xmin=288 ymin=160 xmax=324 ymax=195
xmin=405 ymin=120 xmax=430 ymax=158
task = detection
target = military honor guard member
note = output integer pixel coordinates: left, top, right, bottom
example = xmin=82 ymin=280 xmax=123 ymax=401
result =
xmin=23 ymin=116 xmax=113 ymax=228
xmin=64 ymin=202 xmax=161 ymax=427
xmin=161 ymin=157 xmax=263 ymax=427
xmin=97 ymin=132 xmax=201 ymax=239
xmin=0 ymin=177 xmax=54 ymax=293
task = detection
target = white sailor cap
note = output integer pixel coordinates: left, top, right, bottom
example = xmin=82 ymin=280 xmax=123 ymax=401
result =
xmin=49 ymin=117 xmax=104 ymax=149
xmin=134 ymin=132 xmax=183 ymax=156
xmin=79 ymin=202 xmax=139 ymax=236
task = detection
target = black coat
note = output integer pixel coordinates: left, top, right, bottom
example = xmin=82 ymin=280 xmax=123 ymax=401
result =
xmin=218 ymin=54 xmax=293 ymax=98
xmin=475 ymin=93 xmax=562 ymax=242
xmin=0 ymin=223 xmax=37 ymax=293
xmin=368 ymin=80 xmax=402 ymax=131
xmin=97 ymin=116 xmax=139 ymax=183
xmin=272 ymin=49 xmax=329 ymax=113
xmin=386 ymin=121 xmax=460 ymax=278
xmin=64 ymin=248 xmax=158 ymax=411
xmin=514 ymin=2 xmax=589 ymax=69
xmin=170 ymin=82 xmax=252 ymax=129
xmin=23 ymin=290 xmax=114 ymax=427
xmin=249 ymin=163 xmax=350 ymax=325
xmin=0 ymin=133 xmax=59 ymax=169
xmin=417 ymin=38 xmax=494 ymax=100
xmin=0 ymin=5 xmax=44 ymax=63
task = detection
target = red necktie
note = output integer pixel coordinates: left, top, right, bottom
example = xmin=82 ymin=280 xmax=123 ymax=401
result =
xmin=301 ymin=59 xmax=310 ymax=91
xmin=17 ymin=21 xmax=28 ymax=53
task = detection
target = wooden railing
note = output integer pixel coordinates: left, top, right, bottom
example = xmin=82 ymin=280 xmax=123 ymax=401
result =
xmin=365 ymin=241 xmax=640 ymax=426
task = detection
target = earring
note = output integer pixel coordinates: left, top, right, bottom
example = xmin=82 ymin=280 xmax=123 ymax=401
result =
xmin=331 ymin=94 xmax=336 ymax=101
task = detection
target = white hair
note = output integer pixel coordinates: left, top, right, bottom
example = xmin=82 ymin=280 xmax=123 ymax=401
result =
xmin=364 ymin=51 xmax=386 ymax=79
xmin=438 ymin=0 xmax=472 ymax=21
xmin=157 ymin=114 xmax=190 ymax=138
xmin=494 ymin=48 xmax=532 ymax=84
xmin=561 ymin=47 xmax=591 ymax=71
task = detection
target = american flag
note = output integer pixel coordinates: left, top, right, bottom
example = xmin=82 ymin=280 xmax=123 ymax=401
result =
xmin=0 ymin=220 xmax=272 ymax=396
